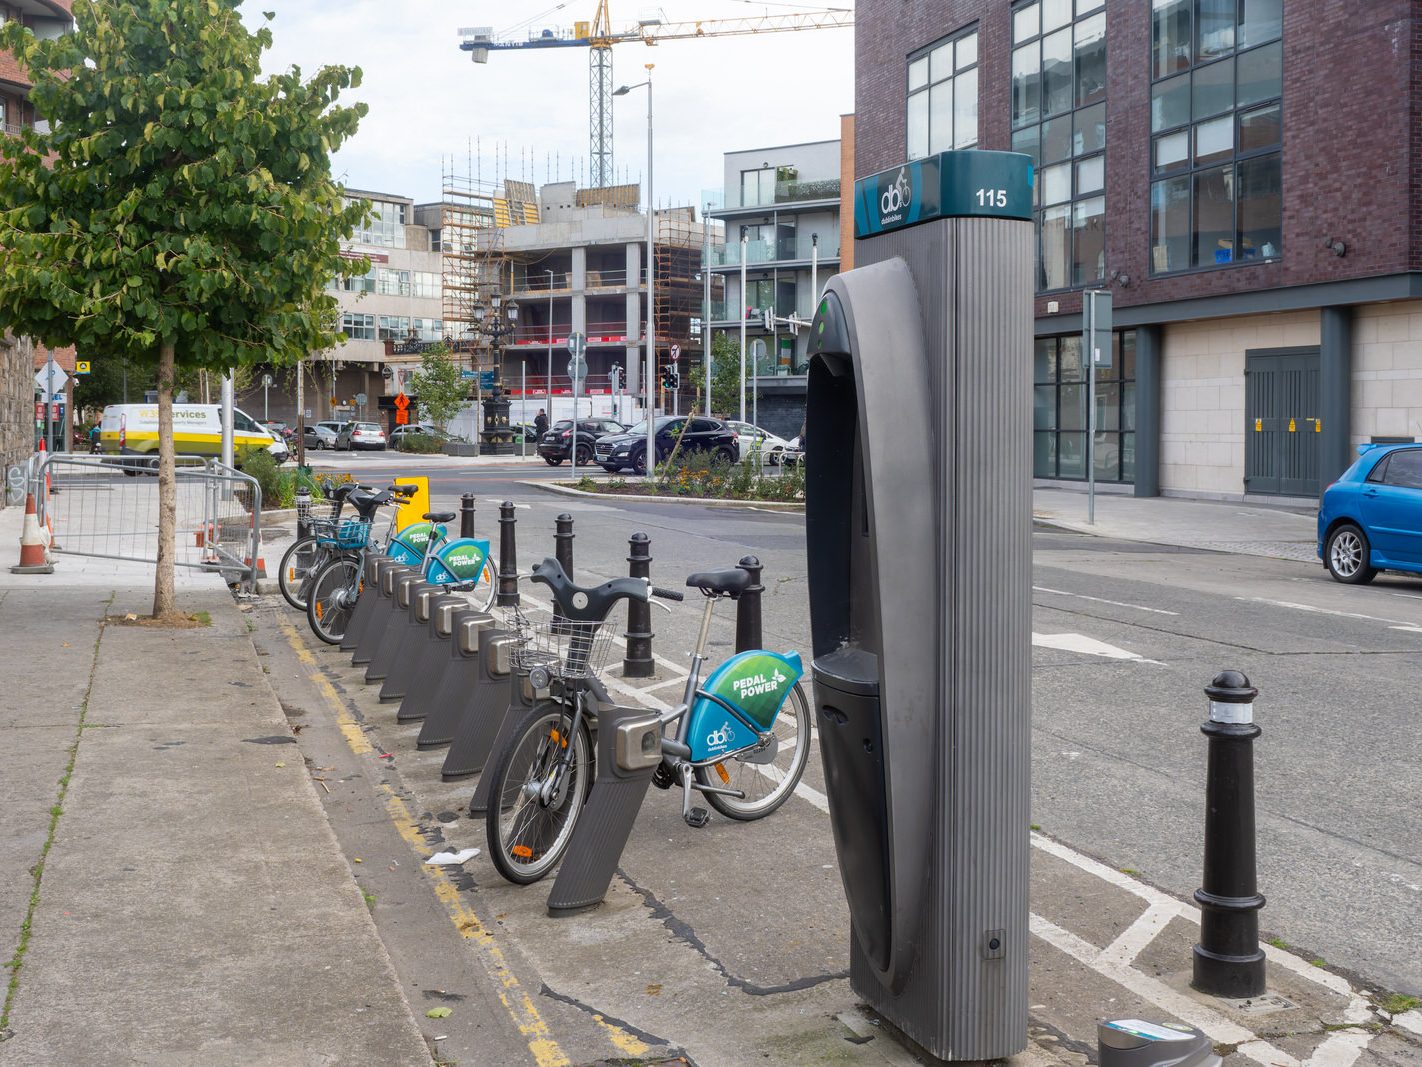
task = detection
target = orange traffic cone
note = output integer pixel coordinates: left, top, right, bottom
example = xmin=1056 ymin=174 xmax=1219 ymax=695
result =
xmin=11 ymin=493 xmax=54 ymax=574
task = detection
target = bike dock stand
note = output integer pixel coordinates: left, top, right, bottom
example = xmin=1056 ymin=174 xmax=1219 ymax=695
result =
xmin=465 ymin=669 xmax=548 ymax=815
xmin=414 ymin=610 xmax=494 ymax=748
xmin=396 ymin=599 xmax=468 ymax=723
xmin=381 ymin=589 xmax=464 ymax=705
xmin=351 ymin=563 xmax=414 ymax=667
xmin=341 ymin=555 xmax=391 ymax=654
xmin=365 ymin=575 xmax=429 ymax=683
xmin=440 ymin=629 xmax=521 ymax=782
xmin=546 ymin=706 xmax=663 ymax=916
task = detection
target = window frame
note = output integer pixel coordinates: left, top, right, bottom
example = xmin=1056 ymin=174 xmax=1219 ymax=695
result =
xmin=1034 ymin=330 xmax=1136 ymax=484
xmin=906 ymin=23 xmax=980 ymax=161
xmin=1148 ymin=0 xmax=1283 ymax=278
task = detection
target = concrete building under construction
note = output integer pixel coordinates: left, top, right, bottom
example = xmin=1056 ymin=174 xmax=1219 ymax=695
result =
xmin=439 ymin=172 xmax=717 ymax=421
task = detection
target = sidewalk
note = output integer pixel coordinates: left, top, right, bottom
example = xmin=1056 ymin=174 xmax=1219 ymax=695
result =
xmin=0 ymin=508 xmax=430 ymax=1063
xmin=1034 ymin=487 xmax=1320 ymax=562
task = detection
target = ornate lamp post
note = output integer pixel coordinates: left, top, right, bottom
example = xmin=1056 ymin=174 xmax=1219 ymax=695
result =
xmin=471 ymin=293 xmax=520 ymax=455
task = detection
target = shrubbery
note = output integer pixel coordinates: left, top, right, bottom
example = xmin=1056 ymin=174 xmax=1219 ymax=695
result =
xmin=397 ymin=432 xmax=444 ymax=454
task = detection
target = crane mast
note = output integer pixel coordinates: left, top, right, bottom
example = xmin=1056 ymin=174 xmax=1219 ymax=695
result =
xmin=460 ymin=4 xmax=852 ymax=188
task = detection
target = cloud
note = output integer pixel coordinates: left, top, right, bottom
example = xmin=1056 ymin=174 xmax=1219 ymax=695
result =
xmin=244 ymin=0 xmax=855 ymax=206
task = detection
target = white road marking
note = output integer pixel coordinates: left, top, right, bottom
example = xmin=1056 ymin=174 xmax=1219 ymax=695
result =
xmin=1033 ymin=586 xmax=1179 ymax=616
xmin=1032 ymin=632 xmax=1161 ymax=663
xmin=1095 ymin=901 xmax=1179 ymax=967
xmin=1235 ymin=596 xmax=1421 ymax=629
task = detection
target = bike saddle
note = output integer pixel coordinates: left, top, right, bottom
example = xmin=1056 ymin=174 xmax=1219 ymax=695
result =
xmin=530 ymin=557 xmax=649 ymax=622
xmin=424 ymin=511 xmax=457 ymax=524
xmin=685 ymin=567 xmax=751 ymax=598
xmin=349 ymin=488 xmax=393 ymax=518
xmin=391 ymin=484 xmax=418 ymax=498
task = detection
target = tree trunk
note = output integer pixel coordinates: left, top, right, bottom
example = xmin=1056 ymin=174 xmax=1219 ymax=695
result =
xmin=152 ymin=342 xmax=179 ymax=620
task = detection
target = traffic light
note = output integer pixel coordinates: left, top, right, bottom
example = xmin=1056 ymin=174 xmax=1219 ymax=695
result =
xmin=660 ymin=365 xmax=679 ymax=391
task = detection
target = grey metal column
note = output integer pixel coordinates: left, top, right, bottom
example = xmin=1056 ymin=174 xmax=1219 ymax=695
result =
xmin=1320 ymin=306 xmax=1354 ymax=488
xmin=1134 ymin=324 xmax=1163 ymax=498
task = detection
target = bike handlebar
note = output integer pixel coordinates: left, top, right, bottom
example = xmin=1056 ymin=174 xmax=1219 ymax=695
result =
xmin=651 ymin=587 xmax=684 ymax=602
xmin=529 ymin=557 xmax=653 ymax=622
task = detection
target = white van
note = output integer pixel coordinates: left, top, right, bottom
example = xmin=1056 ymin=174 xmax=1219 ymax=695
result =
xmin=98 ymin=404 xmax=288 ymax=467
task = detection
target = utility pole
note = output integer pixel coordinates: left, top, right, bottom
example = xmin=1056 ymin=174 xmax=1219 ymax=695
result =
xmin=739 ymin=233 xmax=748 ymax=424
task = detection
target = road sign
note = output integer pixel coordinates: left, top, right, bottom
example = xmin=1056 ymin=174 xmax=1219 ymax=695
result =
xmin=670 ymin=344 xmax=680 ymax=361
xmin=566 ymin=331 xmax=587 ymax=358
xmin=76 ymin=361 xmax=91 ymax=374
xmin=395 ymin=410 xmax=410 ymax=425
xmin=33 ymin=361 xmax=68 ymax=393
xmin=262 ymin=373 xmax=273 ymax=387
xmin=393 ymin=392 xmax=410 ymax=411
xmin=355 ymin=392 xmax=368 ymax=406
xmin=567 ymin=357 xmax=588 ymax=386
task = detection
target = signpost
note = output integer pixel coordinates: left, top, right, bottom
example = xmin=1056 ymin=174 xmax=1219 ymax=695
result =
xmin=75 ymin=361 xmax=91 ymax=374
xmin=263 ymin=372 xmax=274 ymax=420
xmin=670 ymin=344 xmax=680 ymax=415
xmin=394 ymin=391 xmax=410 ymax=427
xmin=567 ymin=332 xmax=586 ymax=478
xmin=34 ymin=360 xmax=68 ymax=452
xmin=1084 ymin=289 xmax=1113 ymax=525
xmin=355 ymin=390 xmax=367 ymax=419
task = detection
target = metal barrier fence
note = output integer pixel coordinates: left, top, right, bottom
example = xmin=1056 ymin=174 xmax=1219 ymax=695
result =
xmin=31 ymin=454 xmax=263 ymax=589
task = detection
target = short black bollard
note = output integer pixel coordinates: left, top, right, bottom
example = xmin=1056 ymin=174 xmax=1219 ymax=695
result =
xmin=497 ymin=501 xmax=519 ymax=607
xmin=1192 ymin=670 xmax=1266 ymax=998
xmin=295 ymin=485 xmax=312 ymax=541
xmin=460 ymin=493 xmax=477 ymax=539
xmin=554 ymin=513 xmax=575 ymax=578
xmin=622 ymin=532 xmax=654 ymax=677
xmin=734 ymin=555 xmax=764 ymax=653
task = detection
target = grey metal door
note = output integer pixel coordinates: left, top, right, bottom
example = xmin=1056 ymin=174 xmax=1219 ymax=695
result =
xmin=1244 ymin=349 xmax=1320 ymax=496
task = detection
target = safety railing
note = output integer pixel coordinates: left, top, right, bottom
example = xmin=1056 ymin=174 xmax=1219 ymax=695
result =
xmin=31 ymin=454 xmax=263 ymax=590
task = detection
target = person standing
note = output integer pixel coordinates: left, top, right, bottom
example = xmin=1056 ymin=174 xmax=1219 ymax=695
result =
xmin=534 ymin=408 xmax=549 ymax=440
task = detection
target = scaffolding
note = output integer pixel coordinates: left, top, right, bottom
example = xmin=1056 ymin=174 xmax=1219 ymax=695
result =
xmin=653 ymin=206 xmax=712 ymax=409
xmin=439 ymin=165 xmax=504 ymax=372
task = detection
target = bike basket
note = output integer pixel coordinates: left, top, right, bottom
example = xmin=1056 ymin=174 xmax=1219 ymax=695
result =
xmin=297 ymin=495 xmax=340 ymax=525
xmin=507 ymin=606 xmax=613 ymax=681
xmin=316 ymin=518 xmax=371 ymax=549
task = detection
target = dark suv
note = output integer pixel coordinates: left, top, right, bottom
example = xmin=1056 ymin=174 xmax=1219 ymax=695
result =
xmin=538 ymin=418 xmax=627 ymax=466
xmin=594 ymin=417 xmax=739 ymax=474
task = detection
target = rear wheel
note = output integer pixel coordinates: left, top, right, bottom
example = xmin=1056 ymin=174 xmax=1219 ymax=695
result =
xmin=485 ymin=703 xmax=592 ymax=885
xmin=1325 ymin=523 xmax=1376 ymax=584
xmin=544 ymin=455 xmax=563 ymax=466
xmin=306 ymin=556 xmax=361 ymax=643
xmin=695 ymin=681 xmax=811 ymax=821
xmin=278 ymin=536 xmax=323 ymax=611
xmin=574 ymin=443 xmax=594 ymax=465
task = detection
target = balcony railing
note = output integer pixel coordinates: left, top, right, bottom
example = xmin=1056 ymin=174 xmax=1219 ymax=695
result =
xmin=511 ymin=268 xmax=641 ymax=292
xmin=506 ymin=320 xmax=632 ymax=346
xmin=719 ymin=177 xmax=841 ymax=210
xmin=705 ymin=233 xmax=841 ymax=268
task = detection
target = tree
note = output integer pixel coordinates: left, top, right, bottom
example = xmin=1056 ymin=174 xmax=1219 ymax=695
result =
xmin=708 ymin=333 xmax=744 ymax=419
xmin=405 ymin=343 xmax=468 ymax=432
xmin=0 ymin=0 xmax=367 ymax=620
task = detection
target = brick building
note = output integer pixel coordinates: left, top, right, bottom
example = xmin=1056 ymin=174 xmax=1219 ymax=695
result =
xmin=856 ymin=0 xmax=1421 ymax=501
xmin=1 ymin=2 xmax=74 ymax=494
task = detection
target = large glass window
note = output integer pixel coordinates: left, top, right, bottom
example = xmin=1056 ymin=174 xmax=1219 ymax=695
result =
xmin=347 ymin=198 xmax=408 ymax=248
xmin=907 ymin=26 xmax=979 ymax=159
xmin=378 ymin=315 xmax=410 ymax=342
xmin=1034 ymin=331 xmax=1136 ymax=482
xmin=1012 ymin=0 xmax=1107 ymax=292
xmin=341 ymin=313 xmax=375 ymax=341
xmin=1149 ymin=0 xmax=1281 ymax=274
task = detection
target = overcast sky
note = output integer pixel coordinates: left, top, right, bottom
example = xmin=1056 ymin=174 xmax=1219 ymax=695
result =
xmin=242 ymin=1 xmax=855 ymax=209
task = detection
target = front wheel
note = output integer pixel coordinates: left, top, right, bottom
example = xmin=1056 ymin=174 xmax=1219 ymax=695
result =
xmin=574 ymin=443 xmax=594 ymax=466
xmin=694 ymin=681 xmax=812 ymax=821
xmin=485 ymin=703 xmax=592 ymax=885
xmin=1326 ymin=523 xmax=1376 ymax=584
xmin=278 ymin=537 xmax=323 ymax=611
xmin=632 ymin=450 xmax=647 ymax=476
xmin=544 ymin=455 xmax=563 ymax=466
xmin=306 ymin=556 xmax=362 ymax=643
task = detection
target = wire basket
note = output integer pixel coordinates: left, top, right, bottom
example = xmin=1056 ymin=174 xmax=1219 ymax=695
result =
xmin=507 ymin=605 xmax=614 ymax=681
xmin=297 ymin=493 xmax=341 ymax=526
xmin=314 ymin=517 xmax=372 ymax=550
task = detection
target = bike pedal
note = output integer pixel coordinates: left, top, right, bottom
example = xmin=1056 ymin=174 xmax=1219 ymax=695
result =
xmin=684 ymin=807 xmax=711 ymax=829
xmin=650 ymin=765 xmax=675 ymax=791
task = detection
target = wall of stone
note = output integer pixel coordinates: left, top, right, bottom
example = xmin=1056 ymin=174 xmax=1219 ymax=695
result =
xmin=0 ymin=332 xmax=35 ymax=506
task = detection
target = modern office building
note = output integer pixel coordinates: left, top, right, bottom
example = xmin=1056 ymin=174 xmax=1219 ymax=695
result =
xmin=705 ymin=139 xmax=842 ymax=436
xmin=0 ymin=0 xmax=73 ymax=483
xmin=856 ymin=0 xmax=1421 ymax=501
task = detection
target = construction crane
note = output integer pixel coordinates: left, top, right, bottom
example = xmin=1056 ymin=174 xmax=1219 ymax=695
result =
xmin=459 ymin=2 xmax=853 ymax=188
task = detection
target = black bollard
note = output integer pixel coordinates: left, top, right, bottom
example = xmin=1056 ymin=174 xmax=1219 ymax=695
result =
xmin=1192 ymin=670 xmax=1266 ymax=998
xmin=460 ymin=493 xmax=477 ymax=538
xmin=497 ymin=501 xmax=519 ymax=607
xmin=734 ymin=555 xmax=764 ymax=653
xmin=555 ymin=513 xmax=575 ymax=578
xmin=295 ymin=485 xmax=313 ymax=541
xmin=622 ymin=532 xmax=654 ymax=677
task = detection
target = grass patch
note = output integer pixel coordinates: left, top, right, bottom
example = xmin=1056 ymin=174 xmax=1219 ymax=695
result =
xmin=1379 ymin=993 xmax=1419 ymax=1016
xmin=1029 ymin=824 xmax=1041 ymax=832
xmin=1311 ymin=958 xmax=1327 ymax=968
xmin=1 ymin=595 xmax=112 ymax=1030
xmin=192 ymin=611 xmax=211 ymax=627
xmin=1267 ymin=937 xmax=1287 ymax=949
xmin=363 ymin=891 xmax=377 ymax=911
xmin=1119 ymin=867 xmax=1140 ymax=876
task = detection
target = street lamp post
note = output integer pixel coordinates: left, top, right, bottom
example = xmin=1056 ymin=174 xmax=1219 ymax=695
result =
xmin=545 ymin=268 xmax=555 ymax=425
xmin=739 ymin=233 xmax=748 ymax=424
xmin=615 ymin=64 xmax=656 ymax=480
xmin=472 ymin=294 xmax=520 ymax=455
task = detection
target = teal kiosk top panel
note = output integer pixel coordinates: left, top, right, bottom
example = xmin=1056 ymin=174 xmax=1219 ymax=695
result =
xmin=853 ymin=150 xmax=1034 ymax=239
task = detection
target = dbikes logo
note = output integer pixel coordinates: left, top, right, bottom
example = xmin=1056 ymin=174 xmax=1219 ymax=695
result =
xmin=706 ymin=725 xmax=735 ymax=749
xmin=879 ymin=167 xmax=913 ymax=222
xmin=732 ymin=667 xmax=787 ymax=700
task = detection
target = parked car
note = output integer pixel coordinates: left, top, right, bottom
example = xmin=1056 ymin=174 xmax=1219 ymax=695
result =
xmin=390 ymin=424 xmax=461 ymax=450
xmin=594 ymin=416 xmax=738 ymax=475
xmin=260 ymin=420 xmax=294 ymax=442
xmin=725 ymin=421 xmax=792 ymax=465
xmin=302 ymin=423 xmax=338 ymax=450
xmin=263 ymin=425 xmax=290 ymax=463
xmin=538 ymin=418 xmax=627 ymax=466
xmin=1318 ymin=442 xmax=1422 ymax=583
xmin=779 ymin=435 xmax=804 ymax=467
xmin=335 ymin=421 xmax=387 ymax=451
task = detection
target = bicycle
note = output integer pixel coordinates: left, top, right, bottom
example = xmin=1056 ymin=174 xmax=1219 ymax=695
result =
xmin=483 ymin=559 xmax=812 ymax=885
xmin=278 ymin=481 xmax=389 ymax=610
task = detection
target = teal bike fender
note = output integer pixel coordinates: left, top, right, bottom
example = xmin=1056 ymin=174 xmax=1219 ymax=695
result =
xmin=387 ymin=521 xmax=447 ymax=565
xmin=686 ymin=650 xmax=803 ymax=763
xmin=426 ymin=537 xmax=491 ymax=585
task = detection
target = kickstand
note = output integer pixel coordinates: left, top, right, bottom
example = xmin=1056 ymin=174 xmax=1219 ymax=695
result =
xmin=679 ymin=762 xmax=710 ymax=828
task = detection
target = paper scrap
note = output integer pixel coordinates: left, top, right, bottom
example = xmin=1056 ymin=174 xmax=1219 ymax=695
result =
xmin=425 ymin=848 xmax=480 ymax=866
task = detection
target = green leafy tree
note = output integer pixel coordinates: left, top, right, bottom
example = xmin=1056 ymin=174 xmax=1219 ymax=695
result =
xmin=0 ymin=0 xmax=367 ymax=619
xmin=708 ymin=333 xmax=744 ymax=420
xmin=405 ymin=342 xmax=468 ymax=432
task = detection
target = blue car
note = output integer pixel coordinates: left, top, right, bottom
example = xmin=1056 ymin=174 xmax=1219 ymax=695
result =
xmin=1317 ymin=443 xmax=1422 ymax=583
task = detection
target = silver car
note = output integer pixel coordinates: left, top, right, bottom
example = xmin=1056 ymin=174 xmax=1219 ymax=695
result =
xmin=335 ymin=421 xmax=387 ymax=450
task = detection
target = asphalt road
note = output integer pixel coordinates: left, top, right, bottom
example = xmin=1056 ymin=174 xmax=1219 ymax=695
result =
xmin=283 ymin=455 xmax=1422 ymax=996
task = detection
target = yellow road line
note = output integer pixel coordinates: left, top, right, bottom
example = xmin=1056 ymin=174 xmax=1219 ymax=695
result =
xmin=277 ymin=618 xmax=655 ymax=1065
